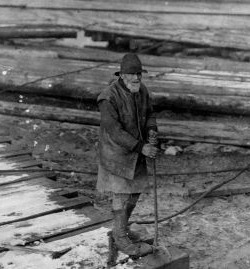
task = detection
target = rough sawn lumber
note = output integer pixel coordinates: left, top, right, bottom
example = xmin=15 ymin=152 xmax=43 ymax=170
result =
xmin=0 ymin=25 xmax=77 ymax=39
xmin=0 ymin=100 xmax=250 ymax=147
xmin=2 ymin=0 xmax=250 ymax=15
xmin=1 ymin=5 xmax=250 ymax=49
xmin=1 ymin=54 xmax=250 ymax=115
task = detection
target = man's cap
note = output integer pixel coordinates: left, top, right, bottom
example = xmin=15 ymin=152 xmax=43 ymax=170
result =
xmin=114 ymin=53 xmax=147 ymax=76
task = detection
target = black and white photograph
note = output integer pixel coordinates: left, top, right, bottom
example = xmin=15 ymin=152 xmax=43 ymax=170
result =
xmin=1 ymin=1 xmax=250 ymax=268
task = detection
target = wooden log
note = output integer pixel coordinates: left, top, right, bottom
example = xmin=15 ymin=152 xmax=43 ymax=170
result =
xmin=3 ymin=53 xmax=250 ymax=115
xmin=0 ymin=25 xmax=77 ymax=39
xmin=4 ymin=43 xmax=250 ymax=73
xmin=1 ymin=8 xmax=250 ymax=49
xmin=2 ymin=0 xmax=250 ymax=15
xmin=1 ymin=100 xmax=250 ymax=147
xmin=157 ymin=119 xmax=250 ymax=147
xmin=0 ymin=100 xmax=101 ymax=125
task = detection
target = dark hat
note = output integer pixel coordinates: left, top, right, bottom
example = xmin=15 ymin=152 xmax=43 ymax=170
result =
xmin=114 ymin=53 xmax=147 ymax=76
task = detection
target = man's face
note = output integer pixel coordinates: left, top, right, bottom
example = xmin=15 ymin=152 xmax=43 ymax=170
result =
xmin=121 ymin=73 xmax=142 ymax=93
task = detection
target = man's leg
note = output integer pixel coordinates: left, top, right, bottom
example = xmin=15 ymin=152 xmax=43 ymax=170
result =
xmin=112 ymin=193 xmax=139 ymax=256
xmin=112 ymin=193 xmax=153 ymax=256
xmin=126 ymin=193 xmax=141 ymax=242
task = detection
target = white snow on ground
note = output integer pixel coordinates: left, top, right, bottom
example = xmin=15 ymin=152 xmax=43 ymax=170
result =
xmin=0 ymin=209 xmax=91 ymax=245
xmin=0 ymin=227 xmax=135 ymax=269
xmin=0 ymin=173 xmax=29 ymax=184
xmin=0 ymin=183 xmax=62 ymax=223
xmin=0 ymin=144 xmax=8 ymax=150
xmin=0 ymin=160 xmax=16 ymax=170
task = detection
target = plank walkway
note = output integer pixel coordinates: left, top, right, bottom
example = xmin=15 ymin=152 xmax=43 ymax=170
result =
xmin=0 ymin=132 xmax=189 ymax=268
xmin=0 ymin=133 xmax=113 ymax=267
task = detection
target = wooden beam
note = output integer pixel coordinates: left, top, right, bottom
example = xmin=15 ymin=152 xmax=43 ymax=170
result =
xmin=5 ymin=42 xmax=250 ymax=72
xmin=0 ymin=137 xmax=11 ymax=144
xmin=0 ymin=244 xmax=72 ymax=259
xmin=0 ymin=172 xmax=54 ymax=186
xmin=0 ymin=101 xmax=101 ymax=125
xmin=0 ymin=206 xmax=112 ymax=248
xmin=2 ymin=53 xmax=250 ymax=115
xmin=1 ymin=0 xmax=250 ymax=15
xmin=0 ymin=196 xmax=91 ymax=226
xmin=1 ymin=8 xmax=250 ymax=49
xmin=1 ymin=100 xmax=250 ymax=147
xmin=157 ymin=119 xmax=250 ymax=147
xmin=0 ymin=25 xmax=77 ymax=39
xmin=0 ymin=149 xmax=32 ymax=158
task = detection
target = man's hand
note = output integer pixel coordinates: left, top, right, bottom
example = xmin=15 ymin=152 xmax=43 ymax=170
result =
xmin=148 ymin=130 xmax=158 ymax=146
xmin=142 ymin=143 xmax=158 ymax=159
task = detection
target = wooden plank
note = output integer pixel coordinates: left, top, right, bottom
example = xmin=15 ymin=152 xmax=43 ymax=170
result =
xmin=0 ymin=244 xmax=72 ymax=259
xmin=0 ymin=25 xmax=77 ymax=39
xmin=0 ymin=101 xmax=101 ymax=125
xmin=189 ymin=177 xmax=250 ymax=198
xmin=5 ymin=44 xmax=250 ymax=72
xmin=1 ymin=101 xmax=250 ymax=146
xmin=0 ymin=149 xmax=32 ymax=158
xmin=7 ymin=160 xmax=42 ymax=169
xmin=157 ymin=119 xmax=250 ymax=147
xmin=0 ymin=176 xmax=75 ymax=196
xmin=0 ymin=158 xmax=41 ymax=171
xmin=1 ymin=0 xmax=250 ymax=15
xmin=0 ymin=226 xmax=113 ymax=268
xmin=191 ymin=185 xmax=250 ymax=198
xmin=0 ymin=206 xmax=111 ymax=245
xmin=0 ymin=137 xmax=12 ymax=143
xmin=2 ymin=53 xmax=250 ymax=115
xmin=0 ymin=196 xmax=91 ymax=226
xmin=0 ymin=143 xmax=10 ymax=151
xmin=3 ymin=154 xmax=34 ymax=163
xmin=0 ymin=172 xmax=52 ymax=186
xmin=1 ymin=8 xmax=250 ymax=49
xmin=2 ymin=101 xmax=250 ymax=147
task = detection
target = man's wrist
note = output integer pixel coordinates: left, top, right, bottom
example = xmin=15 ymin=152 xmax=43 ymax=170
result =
xmin=134 ymin=141 xmax=145 ymax=153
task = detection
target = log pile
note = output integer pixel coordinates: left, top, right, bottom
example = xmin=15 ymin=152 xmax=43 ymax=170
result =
xmin=2 ymin=0 xmax=250 ymax=52
xmin=0 ymin=1 xmax=250 ymax=148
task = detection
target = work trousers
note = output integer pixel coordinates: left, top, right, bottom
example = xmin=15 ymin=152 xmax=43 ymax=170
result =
xmin=112 ymin=193 xmax=140 ymax=211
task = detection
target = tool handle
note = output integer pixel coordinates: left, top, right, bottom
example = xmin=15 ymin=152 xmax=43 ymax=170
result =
xmin=152 ymin=159 xmax=158 ymax=248
xmin=149 ymin=130 xmax=159 ymax=247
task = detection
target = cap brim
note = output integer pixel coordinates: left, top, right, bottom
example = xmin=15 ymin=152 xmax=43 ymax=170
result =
xmin=114 ymin=69 xmax=147 ymax=76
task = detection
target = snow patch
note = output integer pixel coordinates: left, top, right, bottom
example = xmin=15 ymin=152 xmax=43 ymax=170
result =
xmin=0 ymin=210 xmax=91 ymax=245
xmin=0 ymin=227 xmax=135 ymax=269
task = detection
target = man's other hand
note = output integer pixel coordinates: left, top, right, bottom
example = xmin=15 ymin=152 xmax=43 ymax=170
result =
xmin=148 ymin=130 xmax=158 ymax=146
xmin=142 ymin=143 xmax=158 ymax=159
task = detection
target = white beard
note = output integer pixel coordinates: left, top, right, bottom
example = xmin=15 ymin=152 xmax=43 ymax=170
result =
xmin=127 ymin=82 xmax=140 ymax=93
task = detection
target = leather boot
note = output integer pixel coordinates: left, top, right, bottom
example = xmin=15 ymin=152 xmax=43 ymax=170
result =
xmin=126 ymin=203 xmax=141 ymax=242
xmin=112 ymin=209 xmax=140 ymax=256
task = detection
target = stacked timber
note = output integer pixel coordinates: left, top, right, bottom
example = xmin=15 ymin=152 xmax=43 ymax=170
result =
xmin=1 ymin=0 xmax=250 ymax=148
xmin=1 ymin=44 xmax=250 ymax=115
xmin=2 ymin=0 xmax=250 ymax=53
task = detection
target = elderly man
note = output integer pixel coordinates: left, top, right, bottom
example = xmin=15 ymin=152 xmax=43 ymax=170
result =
xmin=97 ymin=53 xmax=158 ymax=257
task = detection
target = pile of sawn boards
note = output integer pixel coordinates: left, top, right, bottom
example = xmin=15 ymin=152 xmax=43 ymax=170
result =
xmin=1 ymin=1 xmax=250 ymax=147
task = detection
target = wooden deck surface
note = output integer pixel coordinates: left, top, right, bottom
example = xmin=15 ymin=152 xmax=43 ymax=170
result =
xmin=0 ymin=134 xmax=112 ymax=262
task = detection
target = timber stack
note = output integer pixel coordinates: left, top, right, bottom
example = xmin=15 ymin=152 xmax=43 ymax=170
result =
xmin=1 ymin=0 xmax=250 ymax=147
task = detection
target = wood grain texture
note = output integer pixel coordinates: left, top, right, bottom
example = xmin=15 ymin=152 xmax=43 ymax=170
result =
xmin=1 ymin=6 xmax=250 ymax=49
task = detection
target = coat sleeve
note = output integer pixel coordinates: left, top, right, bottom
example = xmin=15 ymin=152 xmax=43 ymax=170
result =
xmin=98 ymin=100 xmax=144 ymax=153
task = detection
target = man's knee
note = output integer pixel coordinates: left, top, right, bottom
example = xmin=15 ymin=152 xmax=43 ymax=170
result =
xmin=112 ymin=193 xmax=141 ymax=210
xmin=112 ymin=193 xmax=130 ymax=210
